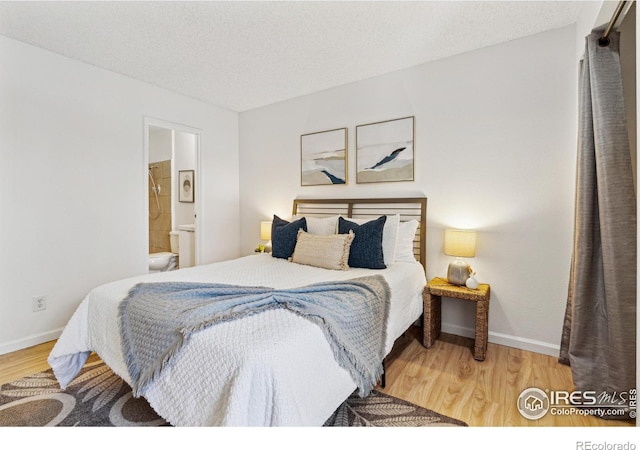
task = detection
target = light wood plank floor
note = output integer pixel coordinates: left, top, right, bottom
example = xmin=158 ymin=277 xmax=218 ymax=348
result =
xmin=0 ymin=329 xmax=634 ymax=427
xmin=379 ymin=328 xmax=634 ymax=427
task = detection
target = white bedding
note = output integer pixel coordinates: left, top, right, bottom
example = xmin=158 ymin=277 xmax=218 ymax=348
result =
xmin=48 ymin=253 xmax=426 ymax=426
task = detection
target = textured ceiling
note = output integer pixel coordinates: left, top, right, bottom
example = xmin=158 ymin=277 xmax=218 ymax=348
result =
xmin=0 ymin=1 xmax=585 ymax=112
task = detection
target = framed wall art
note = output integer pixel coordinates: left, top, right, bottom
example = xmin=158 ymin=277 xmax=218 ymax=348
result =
xmin=300 ymin=127 xmax=347 ymax=186
xmin=356 ymin=116 xmax=415 ymax=183
xmin=179 ymin=170 xmax=194 ymax=203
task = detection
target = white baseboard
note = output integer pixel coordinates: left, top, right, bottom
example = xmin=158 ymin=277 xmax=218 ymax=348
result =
xmin=0 ymin=328 xmax=63 ymax=356
xmin=2 ymin=324 xmax=561 ymax=359
xmin=441 ymin=322 xmax=561 ymax=357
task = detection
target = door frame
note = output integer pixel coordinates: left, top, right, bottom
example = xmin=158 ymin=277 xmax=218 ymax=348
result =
xmin=143 ymin=116 xmax=202 ymax=267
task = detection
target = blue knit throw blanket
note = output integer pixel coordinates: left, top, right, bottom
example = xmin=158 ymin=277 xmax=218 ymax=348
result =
xmin=119 ymin=275 xmax=390 ymax=398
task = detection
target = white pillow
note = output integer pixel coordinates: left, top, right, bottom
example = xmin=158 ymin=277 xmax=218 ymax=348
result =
xmin=291 ymin=215 xmax=339 ymax=235
xmin=347 ymin=214 xmax=399 ymax=266
xmin=290 ymin=229 xmax=354 ymax=270
xmin=395 ymin=220 xmax=419 ymax=262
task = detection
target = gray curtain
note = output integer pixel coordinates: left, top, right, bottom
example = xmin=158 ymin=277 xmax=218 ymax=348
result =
xmin=559 ymin=31 xmax=636 ymax=419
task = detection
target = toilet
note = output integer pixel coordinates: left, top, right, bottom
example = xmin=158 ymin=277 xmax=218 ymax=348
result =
xmin=149 ymin=231 xmax=180 ymax=273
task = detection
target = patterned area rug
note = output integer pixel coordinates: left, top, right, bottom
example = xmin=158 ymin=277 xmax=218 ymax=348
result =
xmin=0 ymin=360 xmax=467 ymax=427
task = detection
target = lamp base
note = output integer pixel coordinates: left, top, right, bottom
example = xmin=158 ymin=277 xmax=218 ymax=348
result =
xmin=447 ymin=259 xmax=470 ymax=286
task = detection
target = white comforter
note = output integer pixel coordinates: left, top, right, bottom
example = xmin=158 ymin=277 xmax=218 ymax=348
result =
xmin=48 ymin=254 xmax=426 ymax=426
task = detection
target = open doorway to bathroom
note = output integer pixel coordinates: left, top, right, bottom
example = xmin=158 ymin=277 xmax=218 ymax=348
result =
xmin=144 ymin=118 xmax=201 ymax=273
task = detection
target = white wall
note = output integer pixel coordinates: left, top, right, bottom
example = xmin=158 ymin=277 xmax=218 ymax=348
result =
xmin=239 ymin=25 xmax=578 ymax=356
xmin=174 ymin=131 xmax=197 ymax=228
xmin=0 ymin=36 xmax=240 ymax=354
xmin=149 ymin=128 xmax=172 ymax=163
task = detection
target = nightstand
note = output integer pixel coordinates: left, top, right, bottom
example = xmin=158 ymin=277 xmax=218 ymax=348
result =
xmin=423 ymin=277 xmax=491 ymax=361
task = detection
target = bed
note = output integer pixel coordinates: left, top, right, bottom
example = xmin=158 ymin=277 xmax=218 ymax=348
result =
xmin=48 ymin=197 xmax=428 ymax=426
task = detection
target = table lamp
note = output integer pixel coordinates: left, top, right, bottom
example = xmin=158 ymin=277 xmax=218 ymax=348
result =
xmin=444 ymin=229 xmax=477 ymax=286
xmin=260 ymin=221 xmax=272 ymax=253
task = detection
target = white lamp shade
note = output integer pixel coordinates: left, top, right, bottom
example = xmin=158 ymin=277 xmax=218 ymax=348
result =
xmin=444 ymin=229 xmax=477 ymax=258
xmin=260 ymin=221 xmax=272 ymax=241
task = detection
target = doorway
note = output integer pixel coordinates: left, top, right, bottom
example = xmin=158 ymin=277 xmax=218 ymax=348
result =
xmin=144 ymin=118 xmax=201 ymax=270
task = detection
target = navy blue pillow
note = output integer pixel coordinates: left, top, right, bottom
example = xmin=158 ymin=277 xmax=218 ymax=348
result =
xmin=338 ymin=216 xmax=387 ymax=269
xmin=271 ymin=215 xmax=307 ymax=259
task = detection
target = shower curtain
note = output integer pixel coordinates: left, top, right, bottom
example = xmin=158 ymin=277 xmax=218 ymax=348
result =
xmin=559 ymin=30 xmax=636 ymax=420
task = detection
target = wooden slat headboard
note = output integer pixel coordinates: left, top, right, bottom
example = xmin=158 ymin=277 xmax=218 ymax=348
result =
xmin=292 ymin=197 xmax=427 ymax=270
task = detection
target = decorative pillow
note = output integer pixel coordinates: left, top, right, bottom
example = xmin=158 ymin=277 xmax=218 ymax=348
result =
xmin=338 ymin=216 xmax=386 ymax=269
xmin=395 ymin=220 xmax=419 ymax=262
xmin=290 ymin=229 xmax=354 ymax=270
xmin=271 ymin=215 xmax=307 ymax=259
xmin=346 ymin=214 xmax=399 ymax=266
xmin=291 ymin=215 xmax=339 ymax=235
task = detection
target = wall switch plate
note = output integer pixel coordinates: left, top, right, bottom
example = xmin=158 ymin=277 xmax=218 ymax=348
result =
xmin=32 ymin=295 xmax=46 ymax=312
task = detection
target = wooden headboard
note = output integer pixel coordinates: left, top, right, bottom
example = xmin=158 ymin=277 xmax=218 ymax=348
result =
xmin=292 ymin=197 xmax=427 ymax=270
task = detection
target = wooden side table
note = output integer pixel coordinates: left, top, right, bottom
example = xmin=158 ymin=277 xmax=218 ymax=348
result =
xmin=423 ymin=277 xmax=491 ymax=361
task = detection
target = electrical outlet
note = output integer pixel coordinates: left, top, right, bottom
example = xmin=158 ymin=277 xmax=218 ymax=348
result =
xmin=32 ymin=295 xmax=46 ymax=312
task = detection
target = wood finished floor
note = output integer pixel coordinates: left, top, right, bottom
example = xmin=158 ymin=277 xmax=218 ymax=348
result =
xmin=0 ymin=328 xmax=634 ymax=427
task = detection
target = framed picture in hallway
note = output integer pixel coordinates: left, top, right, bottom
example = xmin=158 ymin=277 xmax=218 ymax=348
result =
xmin=356 ymin=116 xmax=414 ymax=183
xmin=179 ymin=170 xmax=194 ymax=203
xmin=300 ymin=127 xmax=348 ymax=186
